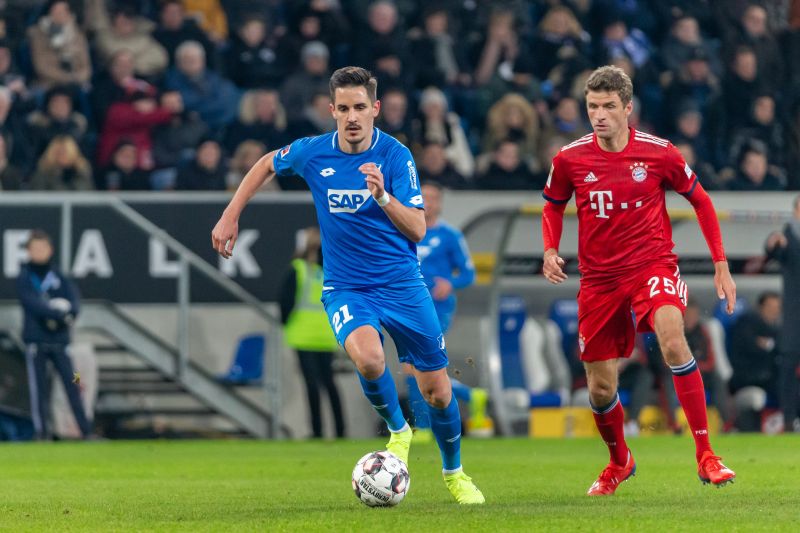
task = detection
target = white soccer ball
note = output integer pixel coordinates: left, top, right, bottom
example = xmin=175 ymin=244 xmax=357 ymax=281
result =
xmin=351 ymin=451 xmax=410 ymax=507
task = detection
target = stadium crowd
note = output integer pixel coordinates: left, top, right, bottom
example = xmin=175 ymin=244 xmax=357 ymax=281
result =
xmin=0 ymin=0 xmax=799 ymax=191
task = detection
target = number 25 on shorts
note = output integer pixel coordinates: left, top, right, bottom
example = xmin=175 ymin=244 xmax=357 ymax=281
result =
xmin=332 ymin=304 xmax=354 ymax=334
xmin=647 ymin=275 xmax=687 ymax=305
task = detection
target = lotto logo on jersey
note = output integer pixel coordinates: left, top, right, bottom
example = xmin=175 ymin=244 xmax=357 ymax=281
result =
xmin=327 ymin=189 xmax=372 ymax=213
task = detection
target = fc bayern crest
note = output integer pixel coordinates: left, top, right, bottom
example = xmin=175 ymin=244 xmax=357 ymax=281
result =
xmin=630 ymin=162 xmax=648 ymax=182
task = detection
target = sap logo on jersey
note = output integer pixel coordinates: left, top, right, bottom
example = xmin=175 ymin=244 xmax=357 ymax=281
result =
xmin=328 ymin=189 xmax=372 ymax=213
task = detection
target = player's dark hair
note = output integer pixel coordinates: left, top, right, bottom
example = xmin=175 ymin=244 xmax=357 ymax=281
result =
xmin=329 ymin=66 xmax=378 ymax=103
xmin=26 ymin=229 xmax=52 ymax=248
xmin=758 ymin=291 xmax=780 ymax=307
xmin=585 ymin=65 xmax=633 ymax=105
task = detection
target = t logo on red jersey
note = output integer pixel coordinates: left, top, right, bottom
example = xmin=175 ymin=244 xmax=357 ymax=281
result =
xmin=589 ymin=190 xmax=613 ymax=219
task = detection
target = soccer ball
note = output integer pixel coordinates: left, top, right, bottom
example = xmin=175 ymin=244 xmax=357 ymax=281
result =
xmin=351 ymin=451 xmax=410 ymax=507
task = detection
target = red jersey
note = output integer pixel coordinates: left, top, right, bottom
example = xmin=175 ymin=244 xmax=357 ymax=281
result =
xmin=543 ymin=128 xmax=698 ymax=284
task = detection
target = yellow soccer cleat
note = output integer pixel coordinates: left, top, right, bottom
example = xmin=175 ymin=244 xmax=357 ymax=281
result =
xmin=444 ymin=471 xmax=485 ymax=504
xmin=385 ymin=426 xmax=413 ymax=466
xmin=412 ymin=427 xmax=434 ymax=444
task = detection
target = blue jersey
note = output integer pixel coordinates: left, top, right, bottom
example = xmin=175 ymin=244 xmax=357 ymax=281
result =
xmin=274 ymin=128 xmax=424 ymax=289
xmin=417 ymin=222 xmax=475 ymax=316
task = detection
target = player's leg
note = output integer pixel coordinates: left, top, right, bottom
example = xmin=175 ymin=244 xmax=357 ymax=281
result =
xmin=51 ymin=345 xmax=92 ymax=437
xmin=652 ymin=305 xmax=735 ymax=485
xmin=24 ymin=343 xmax=49 ymax=439
xmin=403 ymin=362 xmax=433 ymax=443
xmin=579 ymin=287 xmax=636 ymax=496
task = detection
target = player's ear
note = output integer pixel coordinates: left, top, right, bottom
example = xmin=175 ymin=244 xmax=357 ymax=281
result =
xmin=625 ymin=99 xmax=633 ymax=118
xmin=329 ymin=101 xmax=335 ymax=117
xmin=373 ymin=99 xmax=381 ymax=118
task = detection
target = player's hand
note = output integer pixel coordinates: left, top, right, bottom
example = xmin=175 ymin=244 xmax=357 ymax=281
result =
xmin=359 ymin=163 xmax=385 ymax=199
xmin=714 ymin=261 xmax=737 ymax=314
xmin=211 ymin=213 xmax=239 ymax=259
xmin=432 ymin=277 xmax=453 ymax=300
xmin=543 ymin=249 xmax=567 ymax=284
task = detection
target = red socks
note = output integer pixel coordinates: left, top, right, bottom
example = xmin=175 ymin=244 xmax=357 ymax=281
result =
xmin=591 ymin=394 xmax=629 ymax=467
xmin=671 ymin=358 xmax=712 ymax=462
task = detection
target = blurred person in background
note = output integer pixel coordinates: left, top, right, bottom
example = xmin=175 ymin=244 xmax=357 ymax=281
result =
xmin=482 ymin=93 xmax=541 ymax=174
xmin=412 ymin=87 xmax=474 ymax=179
xmin=223 ymin=89 xmax=288 ymax=153
xmin=101 ymin=141 xmax=150 ymax=190
xmin=91 ymin=50 xmax=154 ymax=126
xmin=728 ymin=141 xmax=786 ymax=191
xmin=25 ymin=86 xmax=87 ymax=162
xmin=279 ymin=227 xmax=345 ymax=439
xmin=375 ymin=87 xmax=411 ymax=147
xmin=404 ymin=182 xmax=489 ymax=441
xmin=475 ymin=139 xmax=540 ymax=190
xmin=728 ymin=292 xmax=781 ymax=432
xmin=17 ymin=230 xmax=92 ymax=440
xmin=93 ymin=4 xmax=168 ymax=79
xmin=418 ymin=142 xmax=468 ymax=190
xmin=153 ymin=0 xmax=215 ymax=67
xmin=175 ymin=137 xmax=226 ymax=190
xmin=26 ymin=0 xmax=91 ymax=90
xmin=226 ymin=140 xmax=279 ymax=192
xmin=281 ymin=41 xmax=331 ymax=123
xmin=0 ymin=134 xmax=24 ymax=190
xmin=225 ymin=16 xmax=285 ymax=89
xmin=765 ymin=195 xmax=800 ymax=432
xmin=29 ymin=135 xmax=93 ymax=190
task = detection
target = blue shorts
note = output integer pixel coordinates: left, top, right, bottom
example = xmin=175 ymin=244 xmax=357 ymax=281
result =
xmin=321 ymin=279 xmax=448 ymax=372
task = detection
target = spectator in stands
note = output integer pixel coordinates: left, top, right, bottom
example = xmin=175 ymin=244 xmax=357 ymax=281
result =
xmin=96 ymin=88 xmax=179 ymax=171
xmin=670 ymin=102 xmax=717 ymax=177
xmin=418 ymin=142 xmax=468 ymax=190
xmin=183 ymin=0 xmax=229 ymax=43
xmin=151 ymin=91 xmax=209 ymax=189
xmin=25 ymin=86 xmax=87 ymax=160
xmin=101 ymin=141 xmax=150 ymax=190
xmin=475 ymin=140 xmax=540 ymax=190
xmin=662 ymin=299 xmax=735 ymax=432
xmin=482 ymin=93 xmax=541 ymax=172
xmin=17 ymin=230 xmax=92 ymax=440
xmin=225 ymin=16 xmax=285 ymax=89
xmin=352 ymin=0 xmax=407 ymax=76
xmin=663 ymin=48 xmax=720 ymax=132
xmin=408 ymin=5 xmax=469 ymax=89
xmin=765 ymin=195 xmax=800 ymax=432
xmin=596 ymin=16 xmax=652 ymax=70
xmin=175 ymin=138 xmax=225 ymax=190
xmin=0 ymin=38 xmax=29 ymax=97
xmin=728 ymin=141 xmax=786 ymax=191
xmin=0 ymin=134 xmax=23 ymax=190
xmin=279 ymin=226 xmax=345 ymax=439
xmin=540 ymin=96 xmax=590 ymax=148
xmin=91 ymin=50 xmax=154 ymax=126
xmin=281 ymin=41 xmax=330 ymax=123
xmin=165 ymin=41 xmax=240 ymax=130
xmin=94 ymin=5 xmax=169 ymax=79
xmin=376 ymin=87 xmax=411 ymax=147
xmin=226 ymin=139 xmax=278 ymax=191
xmin=726 ymin=4 xmax=783 ymax=92
xmin=223 ymin=89 xmax=288 ymax=153
xmin=729 ymin=291 xmax=782 ymax=431
xmin=719 ymin=46 xmax=764 ymax=133
xmin=287 ymin=91 xmax=335 ymax=140
xmin=528 ymin=6 xmax=591 ymax=94
xmin=153 ymin=0 xmax=215 ymax=67
xmin=30 ymin=135 xmax=93 ymax=191
xmin=0 ymin=86 xmax=30 ymax=169
xmin=26 ymin=0 xmax=91 ymax=90
xmin=659 ymin=14 xmax=722 ymax=77
xmin=279 ymin=3 xmax=350 ymax=67
xmin=411 ymin=87 xmax=474 ymax=179
xmin=673 ymin=140 xmax=721 ymax=191
xmin=472 ymin=7 xmax=523 ymax=89
xmin=728 ymin=94 xmax=787 ymax=169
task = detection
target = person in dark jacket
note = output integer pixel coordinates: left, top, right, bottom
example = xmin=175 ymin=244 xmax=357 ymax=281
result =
xmin=765 ymin=195 xmax=800 ymax=432
xmin=16 ymin=230 xmax=91 ymax=440
xmin=278 ymin=227 xmax=345 ymax=439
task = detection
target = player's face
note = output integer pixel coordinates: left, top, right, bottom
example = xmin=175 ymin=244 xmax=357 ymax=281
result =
xmin=331 ymin=86 xmax=380 ymax=151
xmin=421 ymin=184 xmax=442 ymax=223
xmin=27 ymin=239 xmax=53 ymax=264
xmin=586 ymin=91 xmax=632 ymax=141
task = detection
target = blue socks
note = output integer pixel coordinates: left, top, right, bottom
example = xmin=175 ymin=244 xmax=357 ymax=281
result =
xmin=429 ymin=397 xmax=462 ymax=471
xmin=406 ymin=375 xmax=431 ymax=429
xmin=451 ymin=378 xmax=471 ymax=403
xmin=359 ymin=368 xmax=407 ymax=432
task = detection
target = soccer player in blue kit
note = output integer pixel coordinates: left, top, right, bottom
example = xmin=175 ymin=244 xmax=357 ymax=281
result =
xmin=405 ymin=182 xmax=491 ymax=440
xmin=211 ymin=67 xmax=484 ymax=504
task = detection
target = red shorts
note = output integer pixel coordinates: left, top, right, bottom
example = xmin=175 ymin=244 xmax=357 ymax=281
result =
xmin=577 ymin=264 xmax=688 ymax=362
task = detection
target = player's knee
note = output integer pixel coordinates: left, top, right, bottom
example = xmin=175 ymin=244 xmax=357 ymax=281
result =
xmin=354 ymin=353 xmax=385 ymax=380
xmin=659 ymin=334 xmax=689 ymax=365
xmin=421 ymin=385 xmax=452 ymax=409
xmin=588 ymin=381 xmax=616 ymax=406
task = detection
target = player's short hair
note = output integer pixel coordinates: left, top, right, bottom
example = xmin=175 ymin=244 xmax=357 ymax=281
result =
xmin=585 ymin=65 xmax=633 ymax=105
xmin=329 ymin=66 xmax=377 ymax=103
xmin=26 ymin=229 xmax=52 ymax=248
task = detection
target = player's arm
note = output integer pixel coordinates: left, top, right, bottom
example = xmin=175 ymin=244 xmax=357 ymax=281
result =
xmin=212 ymin=149 xmax=278 ymax=258
xmin=450 ymin=232 xmax=476 ymax=290
xmin=541 ymin=156 xmax=572 ymax=284
xmin=683 ymin=181 xmax=736 ymax=314
xmin=359 ymin=162 xmax=426 ymax=242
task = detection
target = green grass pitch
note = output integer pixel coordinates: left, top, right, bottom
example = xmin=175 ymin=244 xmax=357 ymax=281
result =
xmin=0 ymin=435 xmax=798 ymax=531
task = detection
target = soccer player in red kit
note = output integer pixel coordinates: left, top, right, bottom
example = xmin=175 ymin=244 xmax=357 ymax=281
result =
xmin=541 ymin=66 xmax=737 ymax=496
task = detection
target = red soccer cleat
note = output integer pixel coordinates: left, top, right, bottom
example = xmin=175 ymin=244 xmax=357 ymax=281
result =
xmin=587 ymin=451 xmax=636 ymax=496
xmin=698 ymin=451 xmax=736 ymax=487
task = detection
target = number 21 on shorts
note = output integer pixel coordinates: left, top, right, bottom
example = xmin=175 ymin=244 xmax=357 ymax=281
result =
xmin=647 ymin=275 xmax=688 ymax=306
xmin=331 ymin=304 xmax=354 ymax=334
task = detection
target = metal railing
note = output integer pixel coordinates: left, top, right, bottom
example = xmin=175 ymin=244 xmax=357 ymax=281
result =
xmin=0 ymin=193 xmax=284 ymax=438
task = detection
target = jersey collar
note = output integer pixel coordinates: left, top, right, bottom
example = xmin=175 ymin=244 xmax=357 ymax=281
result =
xmin=332 ymin=128 xmax=382 ymax=154
xmin=592 ymin=126 xmax=635 ymax=158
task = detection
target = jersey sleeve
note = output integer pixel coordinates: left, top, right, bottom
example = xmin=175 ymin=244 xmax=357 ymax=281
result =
xmin=273 ymin=137 xmax=313 ymax=178
xmin=387 ymin=144 xmax=424 ymax=208
xmin=542 ymin=152 xmax=573 ymax=204
xmin=663 ymin=143 xmax=699 ymax=196
xmin=448 ymin=228 xmax=476 ymax=290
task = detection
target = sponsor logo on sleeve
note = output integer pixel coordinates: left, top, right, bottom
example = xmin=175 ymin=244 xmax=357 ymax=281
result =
xmin=280 ymin=144 xmax=291 ymax=158
xmin=327 ymin=189 xmax=372 ymax=213
xmin=684 ymin=162 xmax=693 ymax=179
xmin=407 ymin=160 xmax=418 ymax=190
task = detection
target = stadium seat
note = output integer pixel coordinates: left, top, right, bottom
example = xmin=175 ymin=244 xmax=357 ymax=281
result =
xmin=547 ymin=299 xmax=579 ymax=362
xmin=218 ymin=334 xmax=265 ymax=385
